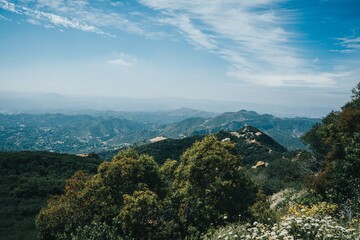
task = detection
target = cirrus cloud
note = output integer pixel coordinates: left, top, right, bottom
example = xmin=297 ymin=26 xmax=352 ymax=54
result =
xmin=0 ymin=0 xmax=109 ymax=35
xmin=138 ymin=0 xmax=348 ymax=87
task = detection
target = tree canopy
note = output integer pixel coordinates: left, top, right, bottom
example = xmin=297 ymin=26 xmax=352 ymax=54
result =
xmin=36 ymin=137 xmax=257 ymax=239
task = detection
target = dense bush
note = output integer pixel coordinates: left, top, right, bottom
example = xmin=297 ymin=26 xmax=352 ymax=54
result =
xmin=172 ymin=135 xmax=257 ymax=237
xmin=203 ymin=215 xmax=360 ymax=240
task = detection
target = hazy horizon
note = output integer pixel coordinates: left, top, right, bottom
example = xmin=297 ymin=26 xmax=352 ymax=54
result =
xmin=1 ymin=0 xmax=359 ymax=114
xmin=0 ymin=90 xmax=338 ymax=118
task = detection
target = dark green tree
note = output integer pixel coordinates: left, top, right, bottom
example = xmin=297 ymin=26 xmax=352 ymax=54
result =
xmin=36 ymin=149 xmax=163 ymax=239
xmin=98 ymin=149 xmax=162 ymax=204
xmin=331 ymin=133 xmax=360 ymax=203
xmin=119 ymin=190 xmax=162 ymax=240
xmin=36 ymin=172 xmax=116 ymax=240
xmin=172 ymin=135 xmax=256 ymax=236
xmin=159 ymin=159 xmax=178 ymax=190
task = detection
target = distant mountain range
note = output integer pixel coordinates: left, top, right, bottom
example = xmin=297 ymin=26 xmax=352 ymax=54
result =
xmin=0 ymin=109 xmax=320 ymax=153
xmin=0 ymin=91 xmax=333 ymax=118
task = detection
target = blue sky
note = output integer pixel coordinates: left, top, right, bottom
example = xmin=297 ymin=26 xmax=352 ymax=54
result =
xmin=0 ymin=0 xmax=359 ymax=109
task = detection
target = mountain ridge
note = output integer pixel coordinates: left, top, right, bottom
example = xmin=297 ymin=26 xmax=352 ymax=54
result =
xmin=160 ymin=110 xmax=320 ymax=149
xmin=136 ymin=126 xmax=288 ymax=165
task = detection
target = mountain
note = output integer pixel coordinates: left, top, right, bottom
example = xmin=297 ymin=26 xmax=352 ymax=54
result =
xmin=160 ymin=110 xmax=320 ymax=150
xmin=136 ymin=126 xmax=308 ymax=195
xmin=137 ymin=126 xmax=287 ymax=166
xmin=160 ymin=117 xmax=208 ymax=137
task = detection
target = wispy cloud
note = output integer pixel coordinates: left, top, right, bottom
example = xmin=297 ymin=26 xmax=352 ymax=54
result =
xmin=227 ymin=71 xmax=349 ymax=87
xmin=0 ymin=0 xmax=157 ymax=38
xmin=1 ymin=0 xmax=355 ymax=89
xmin=0 ymin=14 xmax=9 ymax=21
xmin=159 ymin=14 xmax=217 ymax=50
xmin=139 ymin=0 xmax=341 ymax=87
xmin=0 ymin=0 xmax=109 ymax=35
xmin=108 ymin=58 xmax=133 ymax=67
xmin=27 ymin=18 xmax=41 ymax=25
xmin=33 ymin=0 xmax=164 ymax=38
xmin=0 ymin=0 xmax=18 ymax=13
xmin=36 ymin=0 xmax=64 ymax=10
xmin=336 ymin=36 xmax=360 ymax=52
xmin=107 ymin=53 xmax=136 ymax=67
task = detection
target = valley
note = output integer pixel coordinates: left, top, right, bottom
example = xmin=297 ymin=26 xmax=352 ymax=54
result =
xmin=0 ymin=109 xmax=320 ymax=154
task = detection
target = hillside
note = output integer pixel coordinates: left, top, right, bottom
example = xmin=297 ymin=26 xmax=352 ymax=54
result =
xmin=0 ymin=126 xmax=299 ymax=239
xmin=137 ymin=126 xmax=287 ymax=166
xmin=33 ymin=131 xmax=315 ymax=240
xmin=0 ymin=128 xmax=320 ymax=239
xmin=136 ymin=126 xmax=309 ymax=194
xmin=136 ymin=135 xmax=204 ymax=165
xmin=0 ymin=151 xmax=102 ymax=240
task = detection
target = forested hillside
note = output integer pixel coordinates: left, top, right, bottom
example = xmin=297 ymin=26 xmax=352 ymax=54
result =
xmin=0 ymin=127 xmax=306 ymax=239
xmin=302 ymin=82 xmax=360 ymax=205
xmin=0 ymin=152 xmax=102 ymax=240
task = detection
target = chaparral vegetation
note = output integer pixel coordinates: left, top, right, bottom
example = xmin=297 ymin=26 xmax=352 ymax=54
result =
xmin=0 ymin=83 xmax=359 ymax=240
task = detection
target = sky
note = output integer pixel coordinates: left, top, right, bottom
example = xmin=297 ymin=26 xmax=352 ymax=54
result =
xmin=0 ymin=0 xmax=359 ymax=109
